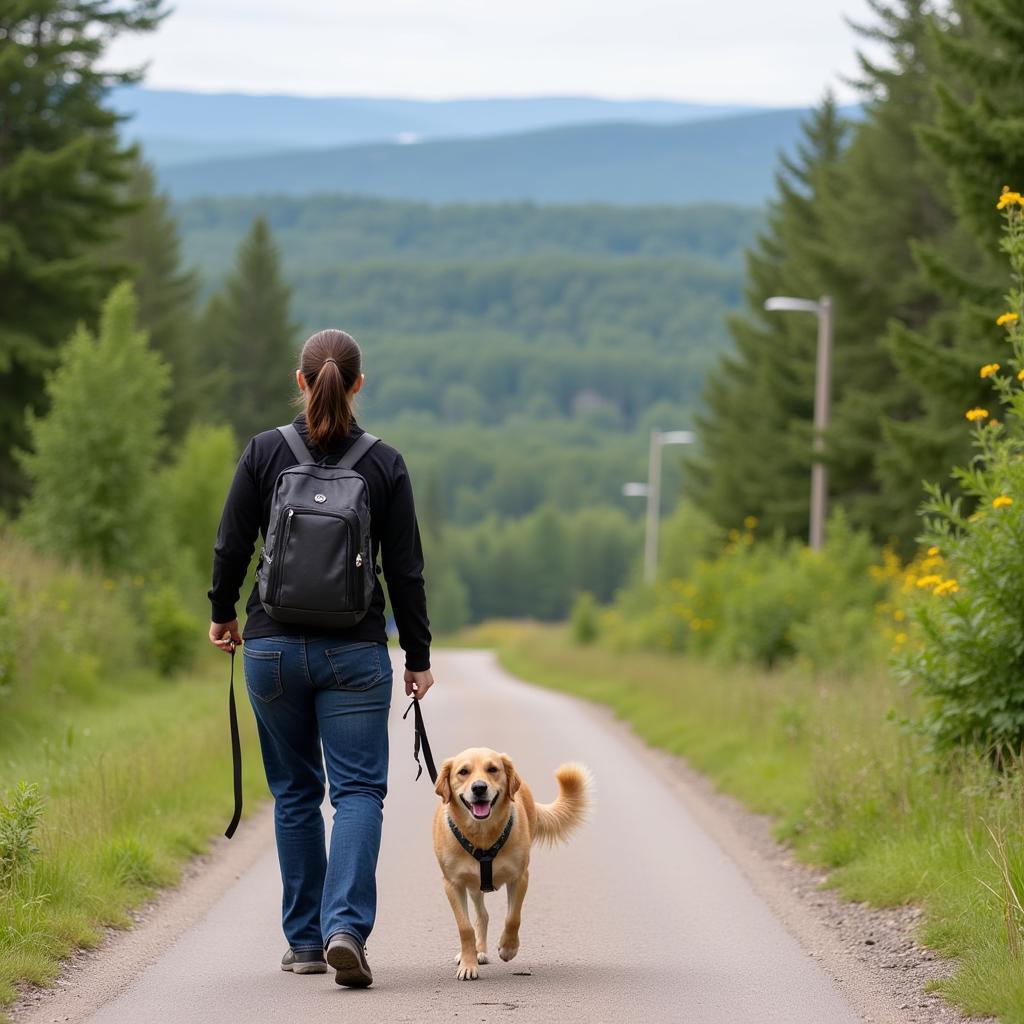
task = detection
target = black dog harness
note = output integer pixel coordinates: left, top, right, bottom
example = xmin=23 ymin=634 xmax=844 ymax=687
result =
xmin=447 ymin=812 xmax=515 ymax=892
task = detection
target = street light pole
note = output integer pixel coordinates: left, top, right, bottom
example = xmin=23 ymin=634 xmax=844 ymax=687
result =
xmin=633 ymin=429 xmax=695 ymax=584
xmin=763 ymin=295 xmax=833 ymax=551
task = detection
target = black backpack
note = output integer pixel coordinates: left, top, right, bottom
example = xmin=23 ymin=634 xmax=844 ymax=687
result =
xmin=257 ymin=424 xmax=380 ymax=628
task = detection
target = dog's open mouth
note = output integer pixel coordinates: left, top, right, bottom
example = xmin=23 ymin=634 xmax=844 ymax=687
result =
xmin=461 ymin=794 xmax=496 ymax=820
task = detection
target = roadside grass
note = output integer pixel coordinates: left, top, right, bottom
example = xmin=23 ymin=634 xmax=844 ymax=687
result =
xmin=0 ymin=664 xmax=265 ymax=1017
xmin=473 ymin=621 xmax=1024 ymax=1023
xmin=0 ymin=535 xmax=266 ymax=1020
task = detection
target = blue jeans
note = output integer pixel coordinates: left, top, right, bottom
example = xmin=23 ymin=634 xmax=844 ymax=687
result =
xmin=242 ymin=636 xmax=392 ymax=952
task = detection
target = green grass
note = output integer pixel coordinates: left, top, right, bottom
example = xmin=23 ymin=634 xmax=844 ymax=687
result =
xmin=477 ymin=621 xmax=1024 ymax=1023
xmin=0 ymin=664 xmax=265 ymax=1017
xmin=0 ymin=534 xmax=266 ymax=1020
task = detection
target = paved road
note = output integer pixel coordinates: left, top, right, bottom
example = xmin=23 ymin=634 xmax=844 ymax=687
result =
xmin=77 ymin=650 xmax=861 ymax=1024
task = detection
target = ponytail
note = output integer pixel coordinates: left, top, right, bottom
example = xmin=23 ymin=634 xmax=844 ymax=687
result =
xmin=298 ymin=330 xmax=362 ymax=448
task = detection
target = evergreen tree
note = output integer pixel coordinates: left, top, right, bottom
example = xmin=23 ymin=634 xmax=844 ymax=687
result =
xmin=689 ymin=97 xmax=848 ymax=539
xmin=0 ymin=0 xmax=165 ymax=504
xmin=105 ymin=157 xmax=200 ymax=435
xmin=200 ymin=217 xmax=301 ymax=440
xmin=19 ymin=282 xmax=170 ymax=573
xmin=880 ymin=0 xmax=1022 ymax=531
xmin=822 ymin=0 xmax=957 ymax=547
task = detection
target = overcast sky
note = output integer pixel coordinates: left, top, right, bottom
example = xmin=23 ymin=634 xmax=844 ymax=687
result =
xmin=107 ymin=0 xmax=881 ymax=106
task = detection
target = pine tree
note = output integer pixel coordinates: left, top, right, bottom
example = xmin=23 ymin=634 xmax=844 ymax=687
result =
xmin=821 ymin=0 xmax=958 ymax=547
xmin=200 ymin=217 xmax=301 ymax=441
xmin=880 ymin=0 xmax=1023 ymax=531
xmin=105 ymin=157 xmax=200 ymax=435
xmin=690 ymin=97 xmax=848 ymax=539
xmin=19 ymin=282 xmax=170 ymax=573
xmin=0 ymin=0 xmax=165 ymax=504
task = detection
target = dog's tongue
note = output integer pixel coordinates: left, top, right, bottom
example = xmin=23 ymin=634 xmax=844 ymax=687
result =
xmin=471 ymin=801 xmax=491 ymax=818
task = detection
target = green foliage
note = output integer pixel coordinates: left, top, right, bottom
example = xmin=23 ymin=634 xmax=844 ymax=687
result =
xmin=19 ymin=283 xmax=170 ymax=574
xmin=0 ymin=581 xmax=16 ymax=699
xmin=159 ymin=423 xmax=238 ymax=583
xmin=901 ymin=197 xmax=1024 ymax=751
xmin=690 ymin=96 xmax=848 ymax=541
xmin=0 ymin=783 xmax=44 ymax=888
xmin=570 ymin=592 xmax=599 ymax=645
xmin=198 ymin=217 xmax=300 ymax=441
xmin=105 ymin=157 xmax=201 ymax=435
xmin=142 ymin=584 xmax=199 ymax=676
xmin=605 ymin=512 xmax=890 ymax=673
xmin=177 ymin=195 xmax=762 ymax=273
xmin=0 ymin=0 xmax=166 ymax=505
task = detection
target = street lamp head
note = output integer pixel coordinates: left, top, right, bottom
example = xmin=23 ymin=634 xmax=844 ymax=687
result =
xmin=659 ymin=430 xmax=695 ymax=446
xmin=764 ymin=296 xmax=822 ymax=315
xmin=622 ymin=482 xmax=649 ymax=498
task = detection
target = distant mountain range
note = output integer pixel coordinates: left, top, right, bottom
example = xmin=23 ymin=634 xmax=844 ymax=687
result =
xmin=113 ymin=87 xmax=760 ymax=164
xmin=158 ymin=108 xmax=821 ymax=206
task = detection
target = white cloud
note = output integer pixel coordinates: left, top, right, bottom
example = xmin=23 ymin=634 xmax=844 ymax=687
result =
xmin=106 ymin=0 xmax=881 ymax=105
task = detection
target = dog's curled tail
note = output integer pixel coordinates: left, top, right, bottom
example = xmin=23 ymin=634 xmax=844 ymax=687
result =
xmin=533 ymin=762 xmax=593 ymax=846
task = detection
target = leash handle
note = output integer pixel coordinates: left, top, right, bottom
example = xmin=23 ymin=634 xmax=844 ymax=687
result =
xmin=225 ymin=646 xmax=243 ymax=838
xmin=402 ymin=697 xmax=437 ymax=784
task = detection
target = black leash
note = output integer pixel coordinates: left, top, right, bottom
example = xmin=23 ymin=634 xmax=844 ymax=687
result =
xmin=402 ymin=697 xmax=437 ymax=784
xmin=225 ymin=646 xmax=243 ymax=839
xmin=447 ymin=812 xmax=515 ymax=892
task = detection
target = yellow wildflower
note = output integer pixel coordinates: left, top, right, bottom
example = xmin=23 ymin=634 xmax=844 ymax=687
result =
xmin=893 ymin=608 xmax=906 ymax=622
xmin=966 ymin=408 xmax=989 ymax=422
xmin=1018 ymin=369 xmax=1024 ymax=382
xmin=916 ymin=574 xmax=942 ymax=589
xmin=997 ymin=187 xmax=1024 ymax=209
xmin=934 ymin=579 xmax=960 ymax=596
xmin=997 ymin=312 xmax=1020 ymax=326
xmin=993 ymin=495 xmax=1014 ymax=509
xmin=743 ymin=515 xmax=758 ymax=530
xmin=981 ymin=363 xmax=1001 ymax=378
xmin=927 ymin=546 xmax=939 ymax=556
xmin=894 ymin=632 xmax=908 ymax=645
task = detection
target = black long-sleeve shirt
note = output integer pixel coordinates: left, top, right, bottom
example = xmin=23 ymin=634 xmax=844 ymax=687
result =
xmin=209 ymin=414 xmax=431 ymax=671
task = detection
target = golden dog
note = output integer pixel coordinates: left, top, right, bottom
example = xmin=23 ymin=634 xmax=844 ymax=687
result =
xmin=432 ymin=747 xmax=592 ymax=980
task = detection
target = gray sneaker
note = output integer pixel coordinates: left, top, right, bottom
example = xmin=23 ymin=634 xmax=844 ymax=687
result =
xmin=281 ymin=948 xmax=328 ymax=974
xmin=326 ymin=932 xmax=373 ymax=988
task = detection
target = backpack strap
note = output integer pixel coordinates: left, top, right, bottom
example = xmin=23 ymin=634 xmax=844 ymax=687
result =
xmin=277 ymin=424 xmax=315 ymax=465
xmin=337 ymin=432 xmax=380 ymax=470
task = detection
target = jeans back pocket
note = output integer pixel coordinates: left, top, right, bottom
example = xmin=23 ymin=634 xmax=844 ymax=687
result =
xmin=243 ymin=647 xmax=284 ymax=703
xmin=324 ymin=642 xmax=385 ymax=691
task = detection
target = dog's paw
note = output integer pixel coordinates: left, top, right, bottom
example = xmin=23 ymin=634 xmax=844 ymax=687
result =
xmin=454 ymin=951 xmax=489 ymax=965
xmin=456 ymin=960 xmax=480 ymax=981
xmin=497 ymin=939 xmax=519 ymax=962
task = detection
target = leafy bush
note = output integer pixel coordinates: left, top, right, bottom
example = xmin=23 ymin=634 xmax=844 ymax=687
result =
xmin=605 ymin=511 xmax=893 ymax=672
xmin=0 ymin=782 xmax=44 ymax=887
xmin=159 ymin=423 xmax=238 ymax=586
xmin=0 ymin=580 xmax=16 ymax=699
xmin=900 ymin=190 xmax=1024 ymax=751
xmin=143 ymin=584 xmax=200 ymax=676
xmin=570 ymin=592 xmax=599 ymax=644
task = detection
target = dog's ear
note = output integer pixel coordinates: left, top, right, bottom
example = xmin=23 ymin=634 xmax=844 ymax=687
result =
xmin=434 ymin=759 xmax=453 ymax=803
xmin=500 ymin=754 xmax=522 ymax=799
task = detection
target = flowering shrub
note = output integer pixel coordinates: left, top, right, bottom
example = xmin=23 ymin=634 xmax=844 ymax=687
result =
xmin=601 ymin=512 xmax=894 ymax=673
xmin=900 ymin=189 xmax=1024 ymax=751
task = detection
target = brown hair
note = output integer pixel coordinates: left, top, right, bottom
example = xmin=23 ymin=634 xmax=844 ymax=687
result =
xmin=297 ymin=329 xmax=362 ymax=448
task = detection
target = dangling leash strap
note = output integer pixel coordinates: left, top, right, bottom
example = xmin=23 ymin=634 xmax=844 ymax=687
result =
xmin=447 ymin=812 xmax=515 ymax=892
xmin=402 ymin=698 xmax=437 ymax=784
xmin=225 ymin=647 xmax=243 ymax=839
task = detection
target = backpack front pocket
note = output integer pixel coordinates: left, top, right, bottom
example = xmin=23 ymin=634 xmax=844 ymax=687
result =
xmin=271 ymin=506 xmax=362 ymax=612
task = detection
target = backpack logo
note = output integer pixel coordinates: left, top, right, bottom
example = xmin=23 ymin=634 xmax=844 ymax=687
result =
xmin=314 ymin=494 xmax=327 ymax=503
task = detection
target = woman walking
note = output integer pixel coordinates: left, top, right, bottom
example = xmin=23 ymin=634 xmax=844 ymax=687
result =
xmin=208 ymin=329 xmax=433 ymax=987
